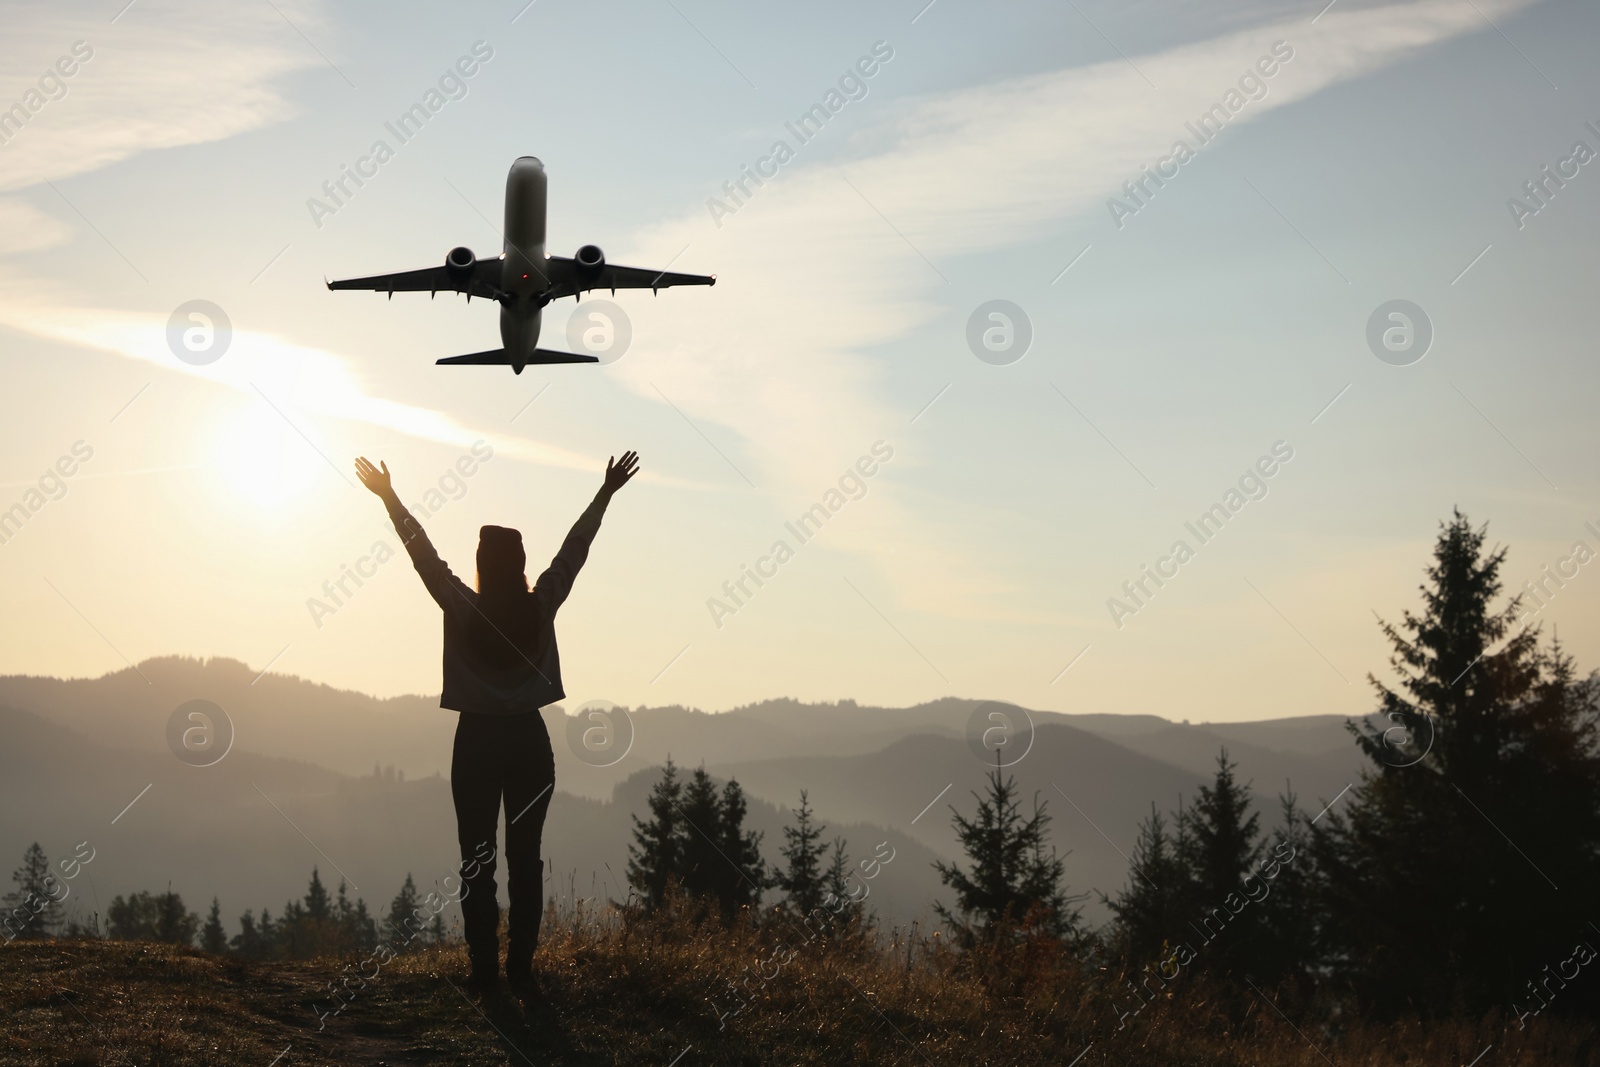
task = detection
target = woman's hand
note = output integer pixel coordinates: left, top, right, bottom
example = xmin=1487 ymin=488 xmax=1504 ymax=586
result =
xmin=355 ymin=457 xmax=397 ymax=502
xmin=602 ymin=451 xmax=640 ymax=495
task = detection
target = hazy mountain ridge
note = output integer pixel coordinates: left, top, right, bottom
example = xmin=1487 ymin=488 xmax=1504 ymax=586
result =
xmin=0 ymin=657 xmax=1364 ymax=781
xmin=0 ymin=658 xmax=1371 ymax=926
xmin=0 ymin=701 xmax=950 ymax=930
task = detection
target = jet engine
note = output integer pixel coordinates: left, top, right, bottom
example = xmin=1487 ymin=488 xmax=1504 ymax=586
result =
xmin=445 ymin=246 xmax=476 ymax=280
xmin=574 ymin=244 xmax=605 ymax=276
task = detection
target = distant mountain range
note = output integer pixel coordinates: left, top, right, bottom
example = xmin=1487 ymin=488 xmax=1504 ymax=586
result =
xmin=0 ymin=657 xmax=1372 ymax=929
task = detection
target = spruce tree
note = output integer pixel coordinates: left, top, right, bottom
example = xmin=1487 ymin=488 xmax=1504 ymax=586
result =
xmin=1315 ymin=512 xmax=1600 ymax=1015
xmin=1173 ymin=750 xmax=1264 ymax=973
xmin=776 ymin=791 xmax=829 ymax=916
xmin=259 ymin=909 xmax=280 ymax=957
xmin=3 ymin=843 xmax=63 ymax=939
xmin=107 ymin=892 xmax=155 ymax=940
xmin=819 ymin=837 xmax=865 ymax=925
xmin=335 ymin=879 xmax=353 ymax=925
xmin=230 ymin=910 xmax=263 ymax=959
xmin=627 ymin=761 xmax=768 ymax=917
xmin=277 ymin=896 xmax=308 ymax=959
xmin=332 ymin=879 xmax=356 ymax=954
xmin=258 ymin=907 xmax=278 ymax=957
xmin=200 ymin=897 xmax=228 ymax=953
xmin=933 ymin=756 xmax=1081 ymax=942
xmin=1253 ymin=786 xmax=1317 ymax=988
xmin=823 ymin=838 xmax=851 ymax=906
xmin=676 ymin=766 xmax=725 ymax=905
xmin=1104 ymin=804 xmax=1188 ymax=965
xmin=351 ymin=897 xmax=379 ymax=953
xmin=715 ymin=778 xmax=767 ymax=915
xmin=626 ymin=758 xmax=683 ymax=910
xmin=155 ymin=890 xmax=199 ymax=946
xmin=304 ymin=868 xmax=331 ymax=922
xmin=1179 ymin=751 xmax=1262 ymax=903
xmin=384 ymin=874 xmax=423 ymax=949
xmin=107 ymin=889 xmax=197 ymax=944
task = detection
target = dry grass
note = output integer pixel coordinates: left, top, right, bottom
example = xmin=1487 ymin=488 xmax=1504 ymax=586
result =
xmin=2 ymin=902 xmax=1595 ymax=1066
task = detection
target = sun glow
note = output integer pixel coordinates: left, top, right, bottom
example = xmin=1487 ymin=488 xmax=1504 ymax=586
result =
xmin=210 ymin=402 xmax=326 ymax=511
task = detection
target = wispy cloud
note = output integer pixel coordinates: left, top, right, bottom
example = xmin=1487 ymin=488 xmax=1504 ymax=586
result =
xmin=596 ymin=0 xmax=1540 ymax=618
xmin=0 ymin=198 xmax=73 ymax=254
xmin=0 ymin=0 xmax=317 ymax=197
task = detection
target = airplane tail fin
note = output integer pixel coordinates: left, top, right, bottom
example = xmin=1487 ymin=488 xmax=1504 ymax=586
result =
xmin=436 ymin=348 xmax=600 ymax=374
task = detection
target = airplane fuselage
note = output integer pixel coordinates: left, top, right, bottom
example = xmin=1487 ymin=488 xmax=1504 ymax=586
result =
xmin=499 ymin=156 xmax=550 ymax=362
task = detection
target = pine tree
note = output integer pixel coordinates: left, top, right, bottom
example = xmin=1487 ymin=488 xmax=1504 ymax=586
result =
xmin=1253 ymin=786 xmax=1317 ymax=988
xmin=351 ymin=897 xmax=379 ymax=953
xmin=384 ymin=874 xmax=424 ymax=950
xmin=107 ymin=889 xmax=197 ymax=944
xmin=933 ymin=756 xmax=1082 ymax=943
xmin=277 ymin=894 xmax=310 ymax=959
xmin=332 ymin=878 xmax=359 ymax=954
xmin=676 ymin=766 xmax=725 ymax=905
xmin=157 ymin=889 xmax=199 ymax=945
xmin=626 ymin=761 xmax=767 ymax=917
xmin=266 ymin=868 xmax=345 ymax=958
xmin=258 ymin=907 xmax=278 ymax=958
xmin=1314 ymin=512 xmax=1600 ymax=1015
xmin=820 ymin=838 xmax=863 ymax=924
xmin=1173 ymin=750 xmax=1265 ymax=973
xmin=335 ymin=879 xmax=353 ymax=926
xmin=1179 ymin=751 xmax=1262 ymax=902
xmin=3 ymin=843 xmax=63 ymax=940
xmin=776 ymin=791 xmax=829 ymax=916
xmin=626 ymin=758 xmax=683 ymax=910
xmin=715 ymin=778 xmax=767 ymax=916
xmin=230 ymin=909 xmax=264 ymax=959
xmin=107 ymin=892 xmax=156 ymax=940
xmin=200 ymin=897 xmax=228 ymax=953
xmin=304 ymin=868 xmax=331 ymax=922
xmin=823 ymin=838 xmax=851 ymax=906
xmin=1104 ymin=804 xmax=1188 ymax=965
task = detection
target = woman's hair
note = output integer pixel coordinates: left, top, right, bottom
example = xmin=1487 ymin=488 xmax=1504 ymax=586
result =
xmin=475 ymin=525 xmax=528 ymax=595
xmin=471 ymin=526 xmax=536 ymax=667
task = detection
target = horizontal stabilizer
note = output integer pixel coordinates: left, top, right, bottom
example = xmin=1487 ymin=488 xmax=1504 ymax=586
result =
xmin=525 ymin=348 xmax=600 ymax=364
xmin=435 ymin=349 xmax=512 ymax=365
xmin=436 ymin=348 xmax=600 ymax=371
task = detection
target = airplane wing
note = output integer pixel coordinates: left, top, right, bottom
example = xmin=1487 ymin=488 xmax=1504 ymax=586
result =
xmin=327 ymin=256 xmax=506 ymax=300
xmin=545 ymin=257 xmax=716 ymax=299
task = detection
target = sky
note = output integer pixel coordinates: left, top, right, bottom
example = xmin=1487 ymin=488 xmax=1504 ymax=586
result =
xmin=0 ymin=0 xmax=1596 ymax=723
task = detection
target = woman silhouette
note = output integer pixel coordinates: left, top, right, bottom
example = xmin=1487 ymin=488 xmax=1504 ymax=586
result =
xmin=356 ymin=450 xmax=640 ymax=990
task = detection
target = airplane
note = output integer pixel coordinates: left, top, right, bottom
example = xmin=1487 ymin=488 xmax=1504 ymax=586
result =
xmin=327 ymin=156 xmax=715 ymax=373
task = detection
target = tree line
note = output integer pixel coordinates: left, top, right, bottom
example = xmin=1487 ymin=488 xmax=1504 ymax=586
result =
xmin=3 ymin=857 xmax=450 ymax=963
xmin=620 ymin=512 xmax=1600 ymax=1021
xmin=625 ymin=761 xmax=872 ymax=926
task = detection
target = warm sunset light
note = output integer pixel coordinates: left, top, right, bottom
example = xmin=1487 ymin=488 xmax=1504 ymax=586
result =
xmin=207 ymin=403 xmax=322 ymax=512
xmin=2 ymin=1 xmax=1596 ymax=1062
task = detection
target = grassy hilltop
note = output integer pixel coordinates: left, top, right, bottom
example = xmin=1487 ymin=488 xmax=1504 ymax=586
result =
xmin=5 ymin=906 xmax=1595 ymax=1067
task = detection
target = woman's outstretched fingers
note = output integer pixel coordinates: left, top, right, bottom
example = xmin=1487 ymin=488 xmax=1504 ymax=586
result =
xmin=355 ymin=456 xmax=393 ymax=497
xmin=603 ymin=450 xmax=641 ymax=492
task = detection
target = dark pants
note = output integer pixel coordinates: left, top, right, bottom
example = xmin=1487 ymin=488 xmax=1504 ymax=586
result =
xmin=450 ymin=710 xmax=555 ymax=972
